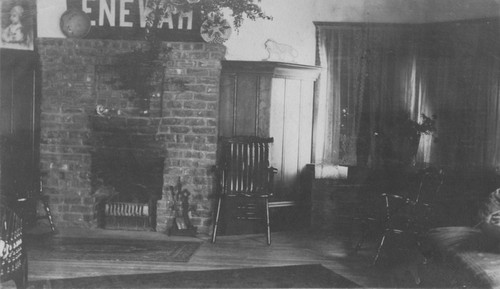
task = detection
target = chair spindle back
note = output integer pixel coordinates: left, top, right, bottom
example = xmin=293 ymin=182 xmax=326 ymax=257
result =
xmin=219 ymin=136 xmax=274 ymax=197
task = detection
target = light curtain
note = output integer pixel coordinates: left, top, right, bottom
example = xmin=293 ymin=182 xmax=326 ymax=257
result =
xmin=315 ymin=23 xmax=425 ymax=168
xmin=315 ymin=19 xmax=500 ymax=170
xmin=315 ymin=25 xmax=368 ymax=165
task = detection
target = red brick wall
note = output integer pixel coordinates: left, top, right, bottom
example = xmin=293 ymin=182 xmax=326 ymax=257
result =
xmin=37 ymin=38 xmax=225 ymax=234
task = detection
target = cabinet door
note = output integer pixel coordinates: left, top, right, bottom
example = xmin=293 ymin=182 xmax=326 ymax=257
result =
xmin=269 ymin=78 xmax=314 ymax=199
xmin=218 ymin=73 xmax=272 ymax=137
xmin=0 ymin=50 xmax=39 ymax=208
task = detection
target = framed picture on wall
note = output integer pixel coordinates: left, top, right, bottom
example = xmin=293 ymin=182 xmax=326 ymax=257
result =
xmin=0 ymin=0 xmax=35 ymax=50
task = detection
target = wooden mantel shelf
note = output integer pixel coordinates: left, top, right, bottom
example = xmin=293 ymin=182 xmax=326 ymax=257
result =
xmin=221 ymin=60 xmax=322 ymax=81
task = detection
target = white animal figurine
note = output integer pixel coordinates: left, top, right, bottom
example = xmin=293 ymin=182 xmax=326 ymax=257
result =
xmin=264 ymin=39 xmax=298 ymax=63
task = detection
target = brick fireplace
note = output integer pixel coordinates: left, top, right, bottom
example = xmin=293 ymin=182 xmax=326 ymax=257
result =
xmin=37 ymin=38 xmax=225 ymax=234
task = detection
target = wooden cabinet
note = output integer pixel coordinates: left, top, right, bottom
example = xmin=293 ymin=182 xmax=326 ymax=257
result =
xmin=218 ymin=61 xmax=321 ymax=199
xmin=0 ymin=49 xmax=39 ymax=213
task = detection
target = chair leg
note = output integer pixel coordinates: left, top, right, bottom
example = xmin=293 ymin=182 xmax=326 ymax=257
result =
xmin=352 ymin=216 xmax=378 ymax=253
xmin=41 ymin=196 xmax=56 ymax=233
xmin=13 ymin=253 xmax=28 ymax=289
xmin=265 ymin=198 xmax=271 ymax=245
xmin=353 ymin=220 xmax=368 ymax=252
xmin=211 ymin=197 xmax=222 ymax=244
xmin=148 ymin=199 xmax=157 ymax=232
xmin=372 ymin=230 xmax=388 ymax=266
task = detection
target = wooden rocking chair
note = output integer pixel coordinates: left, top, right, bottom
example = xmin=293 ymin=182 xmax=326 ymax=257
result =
xmin=211 ymin=136 xmax=277 ymax=245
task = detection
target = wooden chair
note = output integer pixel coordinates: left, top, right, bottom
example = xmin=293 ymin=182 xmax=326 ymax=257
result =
xmin=0 ymin=205 xmax=28 ymax=289
xmin=17 ymin=177 xmax=56 ymax=234
xmin=352 ymin=167 xmax=445 ymax=265
xmin=211 ymin=136 xmax=277 ymax=245
xmin=373 ymin=167 xmax=445 ymax=265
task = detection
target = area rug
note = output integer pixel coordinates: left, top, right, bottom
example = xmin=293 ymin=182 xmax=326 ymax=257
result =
xmin=27 ymin=237 xmax=201 ymax=263
xmin=29 ymin=264 xmax=360 ymax=288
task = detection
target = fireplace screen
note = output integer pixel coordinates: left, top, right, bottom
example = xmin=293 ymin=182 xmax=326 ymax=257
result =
xmin=91 ymin=151 xmax=164 ymax=231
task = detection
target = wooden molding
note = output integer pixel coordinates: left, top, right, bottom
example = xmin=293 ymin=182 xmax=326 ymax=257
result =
xmin=221 ymin=60 xmax=322 ymax=81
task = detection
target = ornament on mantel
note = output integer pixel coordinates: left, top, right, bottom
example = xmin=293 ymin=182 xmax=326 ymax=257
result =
xmin=95 ymin=105 xmax=121 ymax=118
xmin=263 ymin=39 xmax=298 ymax=63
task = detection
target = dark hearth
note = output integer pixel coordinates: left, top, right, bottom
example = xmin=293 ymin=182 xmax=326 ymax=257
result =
xmin=89 ymin=114 xmax=166 ymax=231
xmin=91 ymin=151 xmax=164 ymax=231
xmin=91 ymin=151 xmax=164 ymax=203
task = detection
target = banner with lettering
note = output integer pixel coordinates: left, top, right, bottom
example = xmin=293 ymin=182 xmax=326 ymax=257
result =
xmin=66 ymin=0 xmax=204 ymax=42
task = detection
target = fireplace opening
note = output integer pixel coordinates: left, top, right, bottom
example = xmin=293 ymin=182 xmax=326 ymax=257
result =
xmin=91 ymin=150 xmax=164 ymax=231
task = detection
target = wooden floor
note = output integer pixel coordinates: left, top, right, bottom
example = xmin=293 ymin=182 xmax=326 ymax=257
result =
xmin=2 ymin=224 xmax=474 ymax=288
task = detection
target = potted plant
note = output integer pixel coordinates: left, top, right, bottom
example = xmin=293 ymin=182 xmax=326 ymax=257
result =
xmin=375 ymin=113 xmax=436 ymax=167
xmin=157 ymin=0 xmax=272 ymax=31
xmin=108 ymin=0 xmax=271 ymax=116
xmin=110 ymin=0 xmax=171 ymax=116
xmin=392 ymin=113 xmax=437 ymax=166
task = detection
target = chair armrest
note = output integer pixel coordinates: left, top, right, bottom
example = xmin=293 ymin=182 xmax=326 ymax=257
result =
xmin=379 ymin=193 xmax=414 ymax=219
xmin=213 ymin=165 xmax=224 ymax=192
xmin=268 ymin=167 xmax=277 ymax=182
xmin=381 ymin=193 xmax=412 ymax=203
